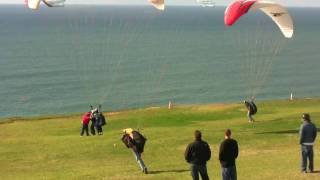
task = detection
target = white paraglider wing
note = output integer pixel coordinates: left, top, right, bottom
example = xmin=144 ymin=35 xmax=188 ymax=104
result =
xmin=250 ymin=1 xmax=294 ymax=38
xmin=196 ymin=0 xmax=215 ymax=7
xmin=43 ymin=0 xmax=66 ymax=7
xmin=149 ymin=0 xmax=165 ymax=11
xmin=26 ymin=0 xmax=41 ymax=10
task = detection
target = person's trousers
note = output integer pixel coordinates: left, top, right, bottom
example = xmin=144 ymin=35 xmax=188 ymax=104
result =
xmin=301 ymin=145 xmax=314 ymax=172
xmin=90 ymin=123 xmax=96 ymax=135
xmin=97 ymin=126 xmax=103 ymax=135
xmin=247 ymin=112 xmax=254 ymax=122
xmin=132 ymin=149 xmax=147 ymax=171
xmin=221 ymin=166 xmax=237 ymax=180
xmin=80 ymin=124 xmax=89 ymax=136
xmin=190 ymin=164 xmax=209 ymax=180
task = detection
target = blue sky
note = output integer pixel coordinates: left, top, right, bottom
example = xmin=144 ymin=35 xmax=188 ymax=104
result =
xmin=2 ymin=0 xmax=320 ymax=7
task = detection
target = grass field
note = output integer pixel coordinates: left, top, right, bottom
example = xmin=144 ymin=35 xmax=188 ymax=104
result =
xmin=1 ymin=99 xmax=320 ymax=180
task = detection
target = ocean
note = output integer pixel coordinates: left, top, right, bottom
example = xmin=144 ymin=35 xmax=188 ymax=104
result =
xmin=0 ymin=5 xmax=319 ymax=118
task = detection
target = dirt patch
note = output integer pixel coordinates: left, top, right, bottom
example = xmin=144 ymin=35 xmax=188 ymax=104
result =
xmin=196 ymin=104 xmax=239 ymax=112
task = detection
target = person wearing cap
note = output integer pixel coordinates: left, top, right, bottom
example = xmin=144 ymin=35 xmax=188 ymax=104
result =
xmin=184 ymin=130 xmax=211 ymax=180
xmin=299 ymin=113 xmax=317 ymax=173
xmin=219 ymin=129 xmax=238 ymax=180
xmin=122 ymin=128 xmax=148 ymax=174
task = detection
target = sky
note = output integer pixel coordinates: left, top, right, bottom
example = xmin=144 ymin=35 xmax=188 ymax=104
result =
xmin=2 ymin=0 xmax=320 ymax=7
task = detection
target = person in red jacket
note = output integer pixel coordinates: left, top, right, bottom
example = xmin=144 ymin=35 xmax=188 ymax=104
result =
xmin=80 ymin=112 xmax=91 ymax=136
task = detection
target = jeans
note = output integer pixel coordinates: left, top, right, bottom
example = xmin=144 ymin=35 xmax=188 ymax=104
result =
xmin=190 ymin=164 xmax=209 ymax=180
xmin=90 ymin=123 xmax=96 ymax=135
xmin=247 ymin=112 xmax=254 ymax=122
xmin=132 ymin=149 xmax=147 ymax=171
xmin=80 ymin=124 xmax=89 ymax=136
xmin=301 ymin=145 xmax=314 ymax=172
xmin=222 ymin=166 xmax=237 ymax=180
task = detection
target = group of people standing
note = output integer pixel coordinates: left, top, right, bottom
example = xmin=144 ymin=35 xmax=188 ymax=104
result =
xmin=185 ymin=129 xmax=238 ymax=180
xmin=182 ymin=112 xmax=317 ymax=180
xmin=80 ymin=105 xmax=106 ymax=136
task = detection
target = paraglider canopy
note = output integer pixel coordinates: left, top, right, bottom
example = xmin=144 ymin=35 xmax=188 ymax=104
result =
xmin=25 ymin=0 xmax=65 ymax=10
xmin=149 ymin=0 xmax=165 ymax=11
xmin=42 ymin=0 xmax=65 ymax=7
xmin=224 ymin=0 xmax=294 ymax=38
xmin=25 ymin=0 xmax=41 ymax=10
xmin=196 ymin=0 xmax=215 ymax=7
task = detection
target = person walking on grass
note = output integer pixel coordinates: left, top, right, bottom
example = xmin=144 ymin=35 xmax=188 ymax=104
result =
xmin=185 ymin=130 xmax=211 ymax=180
xmin=219 ymin=129 xmax=238 ymax=180
xmin=244 ymin=100 xmax=257 ymax=123
xmin=299 ymin=113 xmax=317 ymax=173
xmin=121 ymin=128 xmax=148 ymax=174
xmin=80 ymin=111 xmax=91 ymax=136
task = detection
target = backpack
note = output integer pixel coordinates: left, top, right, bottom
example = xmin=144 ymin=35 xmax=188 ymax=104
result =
xmin=132 ymin=131 xmax=147 ymax=153
xmin=249 ymin=101 xmax=258 ymax=115
xmin=100 ymin=114 xmax=106 ymax=126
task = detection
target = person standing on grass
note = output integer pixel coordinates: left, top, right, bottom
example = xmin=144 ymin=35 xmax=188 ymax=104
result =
xmin=185 ymin=130 xmax=211 ymax=180
xmin=299 ymin=113 xmax=317 ymax=173
xmin=80 ymin=111 xmax=91 ymax=136
xmin=219 ymin=129 xmax=238 ymax=180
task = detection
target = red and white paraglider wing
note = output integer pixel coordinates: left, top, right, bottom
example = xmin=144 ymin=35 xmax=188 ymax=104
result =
xmin=224 ymin=0 xmax=294 ymax=38
xmin=25 ymin=0 xmax=41 ymax=10
xmin=149 ymin=0 xmax=165 ymax=11
xmin=250 ymin=1 xmax=294 ymax=38
xmin=224 ymin=0 xmax=257 ymax=26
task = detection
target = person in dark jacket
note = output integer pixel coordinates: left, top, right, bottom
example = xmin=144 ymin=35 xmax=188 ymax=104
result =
xmin=80 ymin=111 xmax=91 ymax=136
xmin=244 ymin=100 xmax=257 ymax=123
xmin=185 ymin=130 xmax=211 ymax=180
xmin=219 ymin=129 xmax=238 ymax=180
xmin=299 ymin=113 xmax=317 ymax=173
xmin=121 ymin=128 xmax=148 ymax=174
xmin=90 ymin=105 xmax=106 ymax=135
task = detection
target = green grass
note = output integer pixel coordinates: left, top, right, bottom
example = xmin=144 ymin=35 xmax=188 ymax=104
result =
xmin=1 ymin=99 xmax=320 ymax=179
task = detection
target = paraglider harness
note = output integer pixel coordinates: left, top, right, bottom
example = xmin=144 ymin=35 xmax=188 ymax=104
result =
xmin=122 ymin=131 xmax=147 ymax=154
xmin=245 ymin=101 xmax=257 ymax=115
xmin=90 ymin=105 xmax=106 ymax=126
xmin=90 ymin=105 xmax=106 ymax=135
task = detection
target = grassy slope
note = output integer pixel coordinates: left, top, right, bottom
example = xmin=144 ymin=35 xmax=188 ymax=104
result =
xmin=1 ymin=99 xmax=320 ymax=180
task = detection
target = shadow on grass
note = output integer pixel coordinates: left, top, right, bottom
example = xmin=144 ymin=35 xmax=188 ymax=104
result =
xmin=257 ymin=128 xmax=320 ymax=134
xmin=310 ymin=170 xmax=320 ymax=173
xmin=148 ymin=169 xmax=189 ymax=174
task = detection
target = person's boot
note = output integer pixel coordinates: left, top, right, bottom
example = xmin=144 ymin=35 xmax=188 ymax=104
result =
xmin=143 ymin=167 xmax=148 ymax=174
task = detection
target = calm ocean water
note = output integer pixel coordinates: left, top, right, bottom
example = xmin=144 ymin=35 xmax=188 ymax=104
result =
xmin=0 ymin=5 xmax=319 ymax=118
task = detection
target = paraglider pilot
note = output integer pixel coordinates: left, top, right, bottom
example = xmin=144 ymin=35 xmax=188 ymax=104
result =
xmin=122 ymin=128 xmax=148 ymax=174
xmin=90 ymin=105 xmax=106 ymax=135
xmin=244 ymin=99 xmax=257 ymax=123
